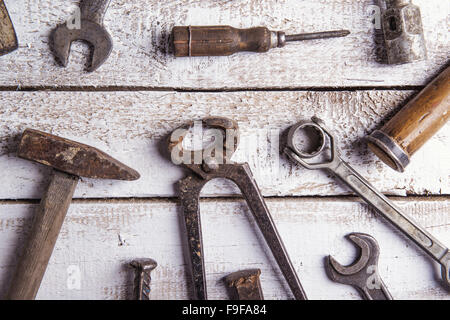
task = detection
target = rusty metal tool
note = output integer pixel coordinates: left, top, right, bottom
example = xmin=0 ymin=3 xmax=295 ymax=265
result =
xmin=172 ymin=25 xmax=350 ymax=57
xmin=381 ymin=0 xmax=427 ymax=64
xmin=284 ymin=117 xmax=450 ymax=287
xmin=367 ymin=65 xmax=450 ymax=172
xmin=224 ymin=269 xmax=264 ymax=300
xmin=0 ymin=0 xmax=18 ymax=56
xmin=326 ymin=233 xmax=393 ymax=300
xmin=169 ymin=117 xmax=307 ymax=300
xmin=130 ymin=258 xmax=158 ymax=300
xmin=7 ymin=129 xmax=140 ymax=300
xmin=51 ymin=0 xmax=113 ymax=72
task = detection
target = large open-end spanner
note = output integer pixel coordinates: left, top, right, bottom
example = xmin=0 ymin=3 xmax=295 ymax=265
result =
xmin=169 ymin=117 xmax=307 ymax=300
xmin=52 ymin=0 xmax=112 ymax=72
xmin=326 ymin=233 xmax=393 ymax=300
xmin=284 ymin=116 xmax=449 ymax=288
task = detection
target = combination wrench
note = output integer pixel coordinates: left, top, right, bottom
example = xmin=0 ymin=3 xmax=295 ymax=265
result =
xmin=284 ymin=116 xmax=449 ymax=287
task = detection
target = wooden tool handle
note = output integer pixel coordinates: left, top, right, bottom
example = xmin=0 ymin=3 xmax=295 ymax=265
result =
xmin=7 ymin=170 xmax=78 ymax=300
xmin=0 ymin=0 xmax=19 ymax=56
xmin=172 ymin=26 xmax=274 ymax=57
xmin=367 ymin=65 xmax=450 ymax=171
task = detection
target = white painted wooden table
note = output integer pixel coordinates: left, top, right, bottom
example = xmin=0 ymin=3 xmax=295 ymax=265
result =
xmin=0 ymin=0 xmax=448 ymax=300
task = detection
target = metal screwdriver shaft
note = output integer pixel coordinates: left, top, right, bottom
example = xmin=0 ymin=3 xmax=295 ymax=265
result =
xmin=285 ymin=30 xmax=351 ymax=42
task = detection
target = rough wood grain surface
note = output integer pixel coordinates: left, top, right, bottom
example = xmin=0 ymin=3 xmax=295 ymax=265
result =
xmin=1 ymin=90 xmax=448 ymax=199
xmin=0 ymin=198 xmax=448 ymax=300
xmin=0 ymin=0 xmax=448 ymax=301
xmin=0 ymin=0 xmax=449 ymax=88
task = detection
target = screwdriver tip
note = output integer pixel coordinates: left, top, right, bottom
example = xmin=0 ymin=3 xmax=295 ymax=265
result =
xmin=285 ymin=30 xmax=351 ymax=42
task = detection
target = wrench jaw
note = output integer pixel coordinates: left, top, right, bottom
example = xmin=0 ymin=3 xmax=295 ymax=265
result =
xmin=326 ymin=233 xmax=385 ymax=298
xmin=51 ymin=20 xmax=113 ymax=72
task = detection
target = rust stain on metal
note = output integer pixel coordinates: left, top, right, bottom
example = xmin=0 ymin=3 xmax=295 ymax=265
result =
xmin=18 ymin=129 xmax=140 ymax=180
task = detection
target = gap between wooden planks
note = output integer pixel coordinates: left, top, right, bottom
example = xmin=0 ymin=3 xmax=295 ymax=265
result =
xmin=0 ymin=195 xmax=449 ymax=205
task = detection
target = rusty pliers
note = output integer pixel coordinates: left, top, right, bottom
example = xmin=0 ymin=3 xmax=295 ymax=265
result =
xmin=169 ymin=117 xmax=307 ymax=300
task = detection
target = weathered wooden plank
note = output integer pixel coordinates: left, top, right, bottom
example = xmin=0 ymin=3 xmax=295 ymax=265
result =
xmin=1 ymin=90 xmax=448 ymax=199
xmin=0 ymin=197 xmax=448 ymax=300
xmin=1 ymin=0 xmax=448 ymax=88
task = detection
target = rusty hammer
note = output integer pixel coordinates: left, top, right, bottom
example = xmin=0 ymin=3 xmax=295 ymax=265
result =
xmin=0 ymin=0 xmax=18 ymax=56
xmin=7 ymin=129 xmax=140 ymax=300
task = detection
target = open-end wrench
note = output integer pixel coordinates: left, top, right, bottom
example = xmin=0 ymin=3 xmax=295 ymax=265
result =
xmin=169 ymin=117 xmax=307 ymax=300
xmin=284 ymin=116 xmax=450 ymax=287
xmin=326 ymin=233 xmax=393 ymax=300
xmin=224 ymin=269 xmax=264 ymax=300
xmin=52 ymin=0 xmax=112 ymax=72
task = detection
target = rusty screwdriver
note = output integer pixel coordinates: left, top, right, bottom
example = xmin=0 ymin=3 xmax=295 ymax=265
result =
xmin=172 ymin=25 xmax=350 ymax=57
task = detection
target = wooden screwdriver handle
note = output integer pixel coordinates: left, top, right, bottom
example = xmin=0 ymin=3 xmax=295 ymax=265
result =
xmin=172 ymin=26 xmax=280 ymax=57
xmin=367 ymin=65 xmax=450 ymax=172
xmin=7 ymin=170 xmax=78 ymax=300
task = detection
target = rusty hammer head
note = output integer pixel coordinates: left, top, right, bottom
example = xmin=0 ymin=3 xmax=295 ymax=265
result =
xmin=51 ymin=0 xmax=113 ymax=72
xmin=18 ymin=129 xmax=140 ymax=180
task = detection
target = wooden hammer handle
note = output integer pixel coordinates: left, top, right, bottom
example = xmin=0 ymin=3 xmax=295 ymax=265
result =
xmin=7 ymin=170 xmax=78 ymax=300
